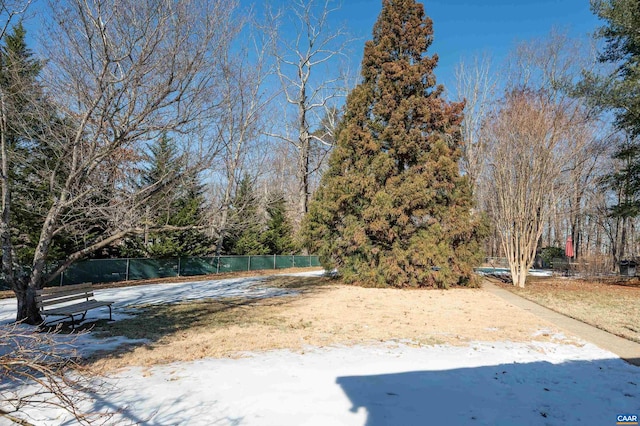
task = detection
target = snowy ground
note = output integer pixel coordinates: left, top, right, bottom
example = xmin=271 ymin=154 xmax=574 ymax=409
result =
xmin=0 ymin=272 xmax=315 ymax=324
xmin=2 ymin=272 xmax=640 ymax=425
xmin=0 ymin=273 xmax=310 ymax=356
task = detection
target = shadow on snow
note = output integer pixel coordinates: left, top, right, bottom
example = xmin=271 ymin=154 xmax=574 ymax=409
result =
xmin=337 ymin=358 xmax=640 ymax=426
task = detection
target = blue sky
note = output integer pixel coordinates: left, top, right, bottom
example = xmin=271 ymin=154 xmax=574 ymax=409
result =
xmin=23 ymin=0 xmax=602 ymax=95
xmin=21 ymin=0 xmax=603 ymax=103
xmin=248 ymin=0 xmax=602 ymax=94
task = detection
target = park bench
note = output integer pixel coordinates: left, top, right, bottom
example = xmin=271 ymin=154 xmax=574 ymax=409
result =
xmin=36 ymin=283 xmax=114 ymax=329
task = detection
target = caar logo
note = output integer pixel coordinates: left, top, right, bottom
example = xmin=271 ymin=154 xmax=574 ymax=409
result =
xmin=617 ymin=414 xmax=639 ymax=425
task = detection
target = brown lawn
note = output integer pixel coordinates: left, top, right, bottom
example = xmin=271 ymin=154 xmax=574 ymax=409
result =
xmin=503 ymin=276 xmax=640 ymax=343
xmin=89 ymin=275 xmax=578 ymax=371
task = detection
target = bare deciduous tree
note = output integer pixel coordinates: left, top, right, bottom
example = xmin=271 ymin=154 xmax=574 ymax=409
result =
xmin=455 ymin=53 xmax=496 ymax=198
xmin=0 ymin=0 xmax=31 ymax=39
xmin=508 ymin=32 xmax=606 ymax=259
xmin=476 ymin=31 xmax=610 ymax=280
xmin=3 ymin=0 xmax=239 ymax=323
xmin=266 ymin=0 xmax=351 ymax=226
xmin=485 ymin=89 xmax=571 ymax=287
xmin=209 ymin=30 xmax=276 ymax=256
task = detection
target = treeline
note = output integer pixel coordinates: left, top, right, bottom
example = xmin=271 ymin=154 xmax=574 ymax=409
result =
xmin=453 ymin=0 xmax=640 ymax=285
xmin=107 ymin=132 xmax=295 ymax=259
xmin=0 ymin=0 xmax=352 ymax=323
xmin=2 ymin=0 xmax=639 ymax=321
xmin=0 ymin=20 xmax=298 ymax=262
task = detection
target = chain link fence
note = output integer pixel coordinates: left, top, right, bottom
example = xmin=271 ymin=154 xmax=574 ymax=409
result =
xmin=0 ymin=255 xmax=321 ymax=289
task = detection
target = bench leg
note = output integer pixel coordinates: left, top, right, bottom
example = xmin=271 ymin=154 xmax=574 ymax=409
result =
xmin=69 ymin=313 xmax=76 ymax=330
xmin=108 ymin=305 xmax=113 ymax=321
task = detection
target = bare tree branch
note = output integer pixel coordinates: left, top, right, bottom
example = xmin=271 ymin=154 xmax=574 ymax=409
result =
xmin=0 ymin=323 xmax=118 ymax=425
xmin=2 ymin=0 xmax=240 ymax=324
xmin=265 ymin=0 xmax=353 ymax=226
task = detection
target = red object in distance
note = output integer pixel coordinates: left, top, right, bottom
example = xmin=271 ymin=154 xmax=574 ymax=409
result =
xmin=565 ymin=236 xmax=574 ymax=258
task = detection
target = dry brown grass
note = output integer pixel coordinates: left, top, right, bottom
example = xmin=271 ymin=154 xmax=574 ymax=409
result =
xmin=503 ymin=277 xmax=640 ymax=343
xmin=88 ymin=275 xmax=574 ymax=371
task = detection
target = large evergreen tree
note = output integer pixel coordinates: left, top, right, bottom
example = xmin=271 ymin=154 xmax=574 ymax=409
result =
xmin=589 ymin=0 xmax=640 ymax=135
xmin=0 ymin=23 xmax=42 ymax=267
xmin=0 ymin=24 xmax=64 ymax=267
xmin=144 ymin=170 xmax=213 ymax=258
xmin=302 ymin=0 xmax=483 ymax=288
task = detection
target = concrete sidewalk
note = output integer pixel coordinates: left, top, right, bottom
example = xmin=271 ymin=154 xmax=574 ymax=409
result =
xmin=482 ymin=280 xmax=640 ymax=367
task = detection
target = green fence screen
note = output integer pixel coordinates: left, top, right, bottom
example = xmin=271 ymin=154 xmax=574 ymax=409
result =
xmin=0 ymin=255 xmax=321 ymax=289
xmin=179 ymin=257 xmax=218 ymax=276
xmin=216 ymin=256 xmax=246 ymax=274
xmin=127 ymin=258 xmax=179 ymax=281
xmin=61 ymin=258 xmax=128 ymax=285
xmin=0 ymin=255 xmax=322 ymax=290
xmin=34 ymin=254 xmax=322 ymax=287
xmin=275 ymin=256 xmax=294 ymax=269
xmin=249 ymin=256 xmax=275 ymax=271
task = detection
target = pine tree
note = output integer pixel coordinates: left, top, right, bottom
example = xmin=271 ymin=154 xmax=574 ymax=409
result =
xmin=302 ymin=0 xmax=484 ymax=288
xmin=146 ymin=170 xmax=213 ymax=258
xmin=262 ymin=194 xmax=295 ymax=254
xmin=223 ymin=174 xmax=268 ymax=255
xmin=0 ymin=23 xmax=41 ymax=108
xmin=0 ymin=24 xmax=54 ymax=266
xmin=123 ymin=132 xmax=212 ymax=258
xmin=590 ymin=0 xmax=640 ymax=136
xmin=141 ymin=132 xmax=182 ymax=224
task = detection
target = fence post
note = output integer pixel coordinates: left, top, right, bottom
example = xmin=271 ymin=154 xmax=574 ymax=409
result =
xmin=248 ymin=256 xmax=251 ymax=271
xmin=216 ymin=257 xmax=219 ymax=274
xmin=59 ymin=271 xmax=63 ymax=286
xmin=177 ymin=257 xmax=181 ymax=277
xmin=125 ymin=258 xmax=130 ymax=281
xmin=274 ymin=254 xmax=276 ymax=270
xmin=292 ymin=255 xmax=295 ymax=268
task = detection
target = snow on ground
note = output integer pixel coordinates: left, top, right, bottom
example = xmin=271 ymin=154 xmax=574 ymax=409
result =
xmin=0 ymin=271 xmax=323 ymax=324
xmin=2 ymin=271 xmax=640 ymax=425
xmin=13 ymin=341 xmax=640 ymax=426
xmin=0 ymin=271 xmax=322 ymax=356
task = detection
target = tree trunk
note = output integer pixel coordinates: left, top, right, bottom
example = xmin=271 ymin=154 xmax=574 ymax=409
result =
xmin=576 ymin=222 xmax=582 ymax=260
xmin=508 ymin=254 xmax=529 ymax=288
xmin=296 ymin=85 xmax=310 ymax=225
xmin=215 ymin=202 xmax=230 ymax=257
xmin=144 ymin=205 xmax=150 ymax=247
xmin=516 ymin=265 xmax=527 ymax=288
xmin=296 ymin=134 xmax=310 ymax=220
xmin=594 ymin=220 xmax=601 ymax=257
xmin=214 ymin=167 xmax=236 ymax=257
xmin=15 ymin=278 xmax=43 ymax=324
xmin=620 ymin=216 xmax=627 ymax=262
xmin=611 ymin=216 xmax=621 ymax=271
xmin=632 ymin=222 xmax=637 ymax=259
xmin=0 ymin=92 xmax=14 ymax=293
xmin=14 ymin=201 xmax=63 ymax=323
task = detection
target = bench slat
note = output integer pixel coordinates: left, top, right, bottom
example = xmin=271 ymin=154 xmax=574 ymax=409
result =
xmin=37 ymin=293 xmax=93 ymax=307
xmin=36 ymin=283 xmax=92 ymax=296
xmin=37 ymin=289 xmax=93 ymax=303
xmin=42 ymin=300 xmax=114 ymax=316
